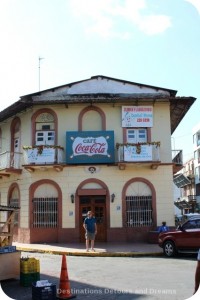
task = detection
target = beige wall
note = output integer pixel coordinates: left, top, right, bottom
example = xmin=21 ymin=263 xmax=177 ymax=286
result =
xmin=0 ymin=164 xmax=174 ymax=229
xmin=0 ymin=101 xmax=175 ymax=233
xmin=0 ymin=102 xmax=172 ymax=163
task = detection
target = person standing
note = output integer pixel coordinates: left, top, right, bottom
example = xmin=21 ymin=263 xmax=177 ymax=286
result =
xmin=194 ymin=249 xmax=200 ymax=294
xmin=83 ymin=211 xmax=97 ymax=252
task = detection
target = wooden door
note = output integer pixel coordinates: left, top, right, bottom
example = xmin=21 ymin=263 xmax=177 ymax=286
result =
xmin=80 ymin=195 xmax=106 ymax=242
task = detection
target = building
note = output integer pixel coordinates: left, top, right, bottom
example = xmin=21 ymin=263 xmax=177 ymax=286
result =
xmin=174 ymin=158 xmax=196 ymax=216
xmin=0 ymin=75 xmax=196 ymax=243
xmin=193 ymin=123 xmax=200 ymax=207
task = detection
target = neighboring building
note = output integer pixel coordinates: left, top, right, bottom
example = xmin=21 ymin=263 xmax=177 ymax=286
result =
xmin=0 ymin=75 xmax=196 ymax=244
xmin=174 ymin=158 xmax=197 ymax=215
xmin=193 ymin=123 xmax=200 ymax=207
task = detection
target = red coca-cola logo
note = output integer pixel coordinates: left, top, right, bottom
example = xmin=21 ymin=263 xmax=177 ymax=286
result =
xmin=75 ymin=143 xmax=106 ymax=154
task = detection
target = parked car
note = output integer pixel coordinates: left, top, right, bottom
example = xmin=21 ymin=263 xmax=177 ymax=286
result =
xmin=158 ymin=215 xmax=200 ymax=257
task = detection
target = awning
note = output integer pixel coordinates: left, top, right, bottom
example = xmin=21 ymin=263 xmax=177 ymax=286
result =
xmin=173 ymin=173 xmax=191 ymax=188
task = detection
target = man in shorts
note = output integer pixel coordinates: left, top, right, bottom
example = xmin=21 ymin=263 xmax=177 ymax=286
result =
xmin=83 ymin=211 xmax=97 ymax=252
xmin=194 ymin=249 xmax=200 ymax=294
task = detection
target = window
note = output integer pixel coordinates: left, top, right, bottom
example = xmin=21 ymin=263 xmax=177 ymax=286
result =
xmin=183 ymin=220 xmax=197 ymax=230
xmin=195 ymin=132 xmax=200 ymax=147
xmin=32 ymin=197 xmax=58 ymax=228
xmin=127 ymin=128 xmax=147 ymax=143
xmin=35 ymin=113 xmax=55 ymax=146
xmin=195 ymin=220 xmax=200 ymax=228
xmin=126 ymin=195 xmax=153 ymax=227
xmin=195 ymin=167 xmax=200 ymax=180
xmin=36 ymin=131 xmax=55 ymax=145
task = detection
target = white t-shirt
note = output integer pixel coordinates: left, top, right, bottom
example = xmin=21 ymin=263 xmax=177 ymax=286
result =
xmin=197 ymin=249 xmax=200 ymax=261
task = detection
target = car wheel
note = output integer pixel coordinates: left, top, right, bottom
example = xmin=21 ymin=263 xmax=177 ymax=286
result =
xmin=163 ymin=241 xmax=176 ymax=257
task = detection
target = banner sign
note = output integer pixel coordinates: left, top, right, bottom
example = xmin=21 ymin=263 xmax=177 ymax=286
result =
xmin=66 ymin=131 xmax=115 ymax=164
xmin=122 ymin=106 xmax=153 ymax=127
xmin=27 ymin=148 xmax=55 ymax=164
xmin=124 ymin=145 xmax=153 ymax=161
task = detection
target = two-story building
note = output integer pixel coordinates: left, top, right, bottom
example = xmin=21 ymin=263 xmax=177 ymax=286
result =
xmin=0 ymin=75 xmax=196 ymax=244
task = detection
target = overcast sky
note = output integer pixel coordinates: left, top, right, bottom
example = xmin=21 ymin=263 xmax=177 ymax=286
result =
xmin=0 ymin=0 xmax=200 ymax=162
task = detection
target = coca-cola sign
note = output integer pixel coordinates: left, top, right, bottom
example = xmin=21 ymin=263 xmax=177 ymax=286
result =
xmin=66 ymin=131 xmax=114 ymax=164
xmin=72 ymin=136 xmax=108 ymax=157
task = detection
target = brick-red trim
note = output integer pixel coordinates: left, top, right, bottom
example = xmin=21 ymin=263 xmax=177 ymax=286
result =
xmin=31 ymin=108 xmax=58 ymax=146
xmin=78 ymin=106 xmax=106 ymax=131
xmin=122 ymin=177 xmax=157 ymax=228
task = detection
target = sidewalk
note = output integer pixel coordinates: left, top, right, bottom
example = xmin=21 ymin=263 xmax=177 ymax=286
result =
xmin=13 ymin=241 xmax=163 ymax=257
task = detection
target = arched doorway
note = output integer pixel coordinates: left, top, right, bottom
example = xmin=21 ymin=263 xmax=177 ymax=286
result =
xmin=79 ymin=195 xmax=106 ymax=242
xmin=76 ymin=179 xmax=110 ymax=243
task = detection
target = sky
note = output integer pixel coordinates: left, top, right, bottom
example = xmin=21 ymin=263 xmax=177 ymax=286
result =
xmin=0 ymin=0 xmax=200 ymax=163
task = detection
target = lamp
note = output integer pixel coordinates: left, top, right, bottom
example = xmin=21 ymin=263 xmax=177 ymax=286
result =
xmin=111 ymin=193 xmax=115 ymax=203
xmin=70 ymin=194 xmax=75 ymax=203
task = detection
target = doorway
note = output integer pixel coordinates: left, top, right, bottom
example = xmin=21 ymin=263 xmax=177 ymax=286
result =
xmin=79 ymin=195 xmax=106 ymax=242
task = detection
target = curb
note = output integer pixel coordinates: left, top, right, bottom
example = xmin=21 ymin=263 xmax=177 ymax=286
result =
xmin=16 ymin=247 xmax=163 ymax=257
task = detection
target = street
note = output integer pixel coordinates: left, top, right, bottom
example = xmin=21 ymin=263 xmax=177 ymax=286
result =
xmin=0 ymin=252 xmax=198 ymax=300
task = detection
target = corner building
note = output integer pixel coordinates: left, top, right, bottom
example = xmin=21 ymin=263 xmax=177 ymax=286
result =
xmin=0 ymin=75 xmax=196 ymax=243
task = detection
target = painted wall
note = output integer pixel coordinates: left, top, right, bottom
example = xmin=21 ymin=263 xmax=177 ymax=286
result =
xmin=0 ymin=99 xmax=175 ymax=242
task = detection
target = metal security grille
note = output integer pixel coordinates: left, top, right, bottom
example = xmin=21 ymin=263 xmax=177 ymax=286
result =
xmin=126 ymin=195 xmax=153 ymax=227
xmin=32 ymin=198 xmax=58 ymax=228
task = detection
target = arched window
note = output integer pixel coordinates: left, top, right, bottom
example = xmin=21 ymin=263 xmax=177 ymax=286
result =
xmin=35 ymin=113 xmax=55 ymax=145
xmin=123 ymin=178 xmax=156 ymax=228
xmin=10 ymin=117 xmax=21 ymax=168
xmin=32 ymin=183 xmax=58 ymax=228
xmin=79 ymin=106 xmax=106 ymax=131
xmin=31 ymin=109 xmax=58 ymax=146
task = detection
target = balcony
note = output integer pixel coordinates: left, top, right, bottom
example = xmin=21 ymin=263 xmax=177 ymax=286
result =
xmin=172 ymin=150 xmax=183 ymax=174
xmin=116 ymin=142 xmax=161 ymax=170
xmin=22 ymin=145 xmax=64 ymax=172
xmin=0 ymin=151 xmax=23 ymax=177
xmin=175 ymin=195 xmax=198 ymax=214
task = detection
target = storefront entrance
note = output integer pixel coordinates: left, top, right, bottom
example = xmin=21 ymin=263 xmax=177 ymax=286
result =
xmin=79 ymin=195 xmax=106 ymax=242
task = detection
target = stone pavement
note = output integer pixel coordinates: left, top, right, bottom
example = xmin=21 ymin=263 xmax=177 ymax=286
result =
xmin=13 ymin=241 xmax=163 ymax=257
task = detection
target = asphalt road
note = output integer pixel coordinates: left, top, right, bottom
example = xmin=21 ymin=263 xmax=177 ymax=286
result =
xmin=0 ymin=252 xmax=199 ymax=300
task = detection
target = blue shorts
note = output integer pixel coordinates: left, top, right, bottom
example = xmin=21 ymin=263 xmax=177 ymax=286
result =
xmin=85 ymin=231 xmax=95 ymax=240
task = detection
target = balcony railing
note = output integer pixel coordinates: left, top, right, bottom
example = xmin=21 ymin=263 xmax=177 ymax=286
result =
xmin=172 ymin=150 xmax=183 ymax=165
xmin=23 ymin=146 xmax=64 ymax=165
xmin=0 ymin=151 xmax=23 ymax=170
xmin=0 ymin=146 xmax=65 ymax=174
xmin=116 ymin=143 xmax=160 ymax=163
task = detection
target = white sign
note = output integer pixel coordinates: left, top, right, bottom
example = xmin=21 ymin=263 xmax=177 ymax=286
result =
xmin=124 ymin=145 xmax=153 ymax=161
xmin=122 ymin=106 xmax=153 ymax=127
xmin=71 ymin=136 xmax=109 ymax=157
xmin=27 ymin=148 xmax=55 ymax=163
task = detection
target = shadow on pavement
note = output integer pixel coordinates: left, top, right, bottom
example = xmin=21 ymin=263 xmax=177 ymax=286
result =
xmin=1 ymin=273 xmax=151 ymax=300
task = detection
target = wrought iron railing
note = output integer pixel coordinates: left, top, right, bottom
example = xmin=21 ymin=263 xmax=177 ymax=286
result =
xmin=172 ymin=150 xmax=183 ymax=165
xmin=0 ymin=151 xmax=23 ymax=169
